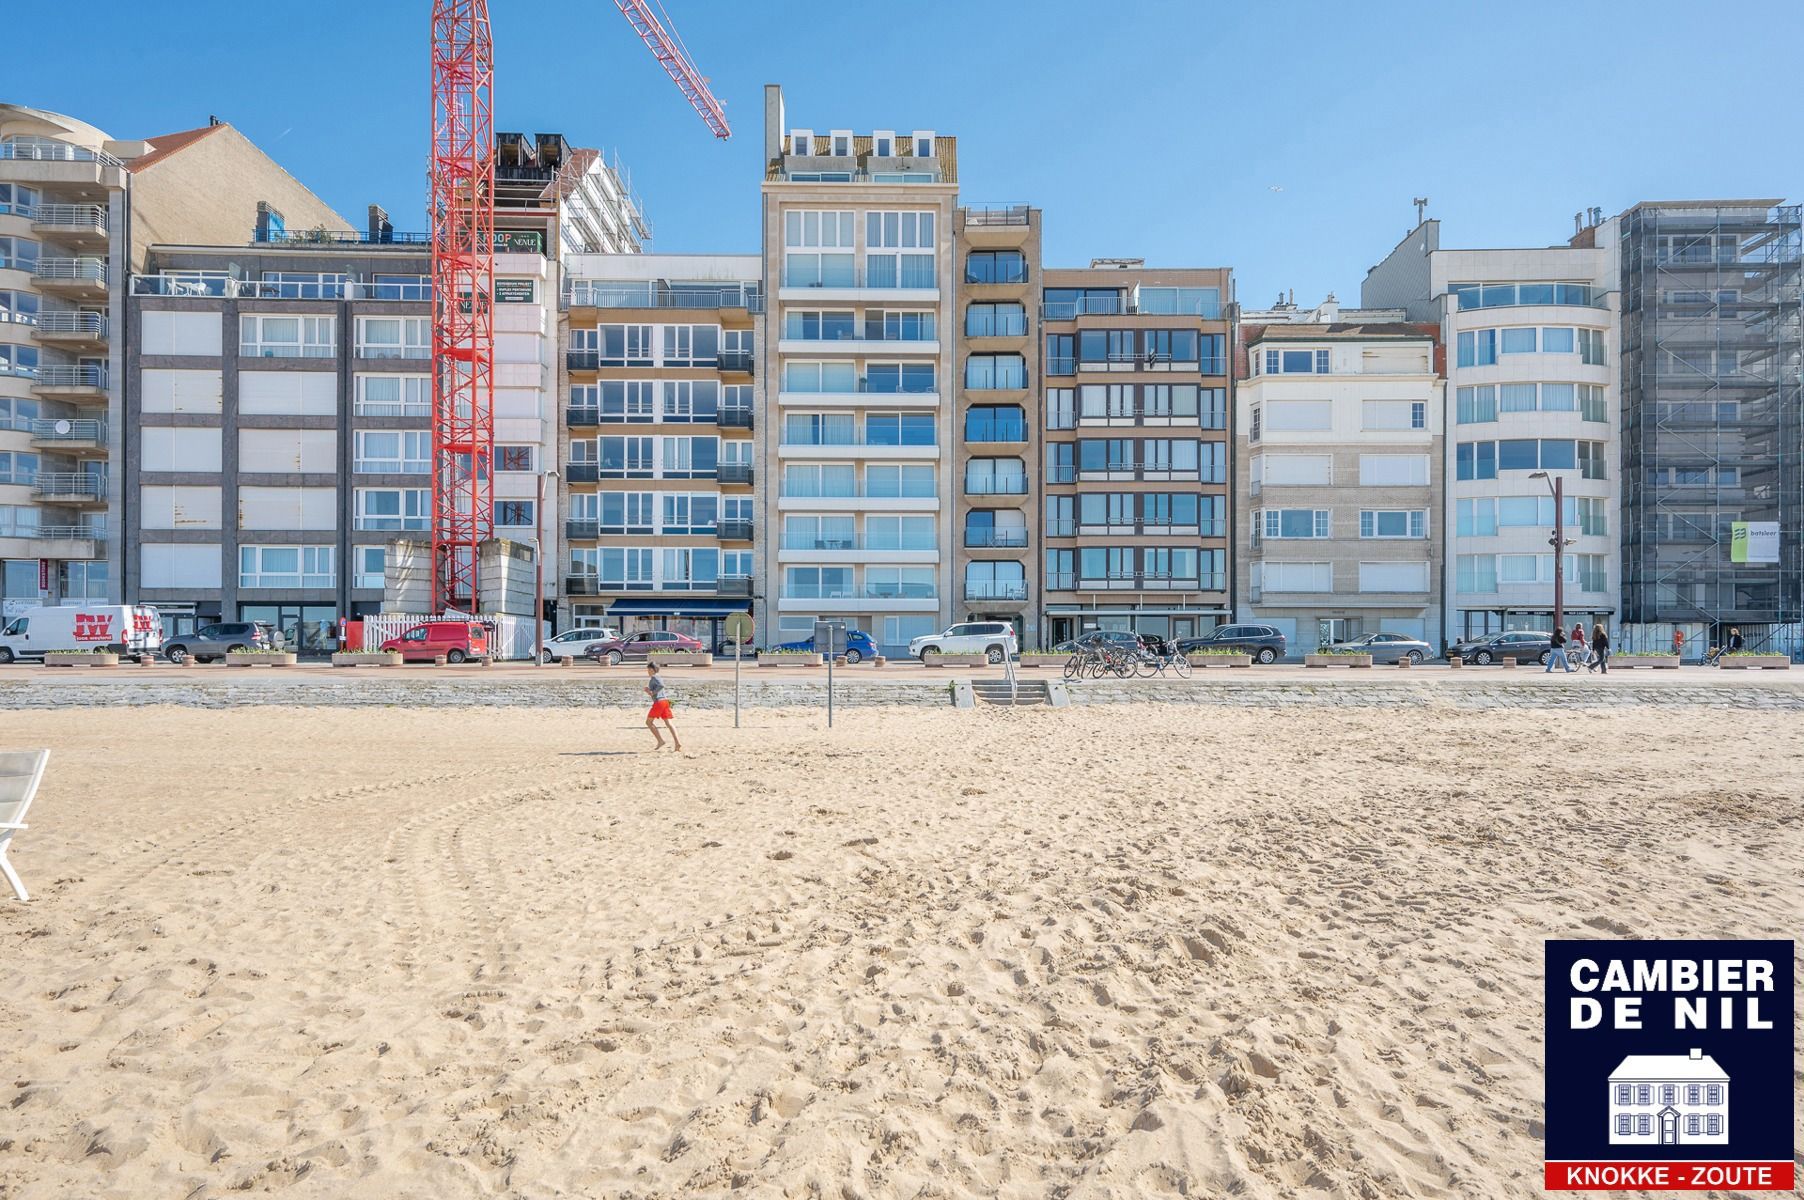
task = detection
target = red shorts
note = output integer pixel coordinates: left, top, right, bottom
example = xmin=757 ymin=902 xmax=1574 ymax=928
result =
xmin=648 ymin=699 xmax=673 ymax=720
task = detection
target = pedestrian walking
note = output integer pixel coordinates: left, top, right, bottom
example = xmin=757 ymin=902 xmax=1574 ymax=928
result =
xmin=1546 ymin=626 xmax=1573 ymax=673
xmin=1571 ymin=622 xmax=1588 ymax=668
xmin=1590 ymin=623 xmax=1609 ymax=673
xmin=644 ymin=662 xmax=682 ymax=751
xmin=1672 ymin=627 xmax=1685 ymax=659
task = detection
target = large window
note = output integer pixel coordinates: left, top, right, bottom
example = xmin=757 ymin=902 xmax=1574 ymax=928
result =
xmin=241 ymin=314 xmax=334 ymax=358
xmin=0 ymin=237 xmax=39 ymax=273
xmin=1137 ymin=287 xmax=1221 ymax=318
xmin=965 ymin=251 xmax=1027 ymax=285
xmin=1360 ymin=510 xmax=1426 ymax=539
xmin=965 ymin=302 xmax=1026 ymax=337
xmin=354 ymin=431 xmax=431 ymax=474
xmin=865 ymin=412 xmax=935 ymax=446
xmin=865 ymin=363 xmax=935 ymax=394
xmin=1457 ymin=438 xmax=1599 ymax=474
xmin=354 ymin=316 xmax=428 ymax=359
xmin=781 ymin=361 xmax=857 ymax=394
xmin=239 ymin=545 xmax=334 ymax=589
xmin=867 ymin=464 xmax=935 ymax=497
xmin=1261 ymin=348 xmax=1330 ymax=374
xmin=1362 ymin=400 xmax=1426 ymax=431
xmin=1358 ymin=454 xmax=1430 ymax=486
xmin=780 ymin=464 xmax=857 ymax=498
xmin=0 ymin=289 xmax=40 ymax=326
xmin=1262 ymin=509 xmax=1330 ymax=539
xmin=1260 ymin=561 xmax=1333 ymax=593
xmin=866 ymin=514 xmax=936 ymax=550
xmin=1045 ymin=333 xmax=1074 ymax=375
xmin=354 ymin=488 xmax=431 ymax=530
xmin=1456 ymin=329 xmax=1496 ymax=368
xmin=1449 ymin=282 xmax=1601 ymax=309
xmin=1457 ymin=386 xmax=1497 ymax=423
xmin=355 ymin=374 xmax=430 ymax=416
xmin=0 ymin=342 xmax=38 ymax=379
xmin=965 ymin=354 xmax=1026 ymax=389
xmin=1456 ymin=554 xmax=1497 ymax=594
xmin=965 ymin=405 xmax=1027 ymax=441
xmin=865 ymin=211 xmax=936 ymax=288
xmin=783 ymin=210 xmax=855 ymax=287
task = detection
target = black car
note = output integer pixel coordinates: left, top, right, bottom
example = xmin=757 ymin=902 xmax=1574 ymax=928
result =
xmin=1052 ymin=629 xmax=1144 ymax=654
xmin=1447 ymin=630 xmax=1554 ymax=665
xmin=1177 ymin=623 xmax=1288 ymax=664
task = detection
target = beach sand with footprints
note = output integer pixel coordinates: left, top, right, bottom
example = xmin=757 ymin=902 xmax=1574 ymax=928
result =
xmin=2 ymin=702 xmax=1800 ymax=1198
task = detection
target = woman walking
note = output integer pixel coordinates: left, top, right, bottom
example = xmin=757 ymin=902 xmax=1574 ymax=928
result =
xmin=1589 ymin=623 xmax=1609 ymax=673
xmin=1571 ymin=622 xmax=1588 ymax=668
xmin=644 ymin=662 xmax=682 ymax=751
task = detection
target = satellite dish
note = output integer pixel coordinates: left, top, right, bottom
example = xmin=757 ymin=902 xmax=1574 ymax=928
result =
xmin=54 ymin=419 xmax=72 ymax=435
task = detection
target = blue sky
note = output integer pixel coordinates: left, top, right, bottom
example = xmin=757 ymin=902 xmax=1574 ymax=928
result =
xmin=9 ymin=0 xmax=1800 ymax=304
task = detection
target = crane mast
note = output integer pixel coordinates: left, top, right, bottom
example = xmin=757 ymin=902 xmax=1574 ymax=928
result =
xmin=428 ymin=0 xmax=496 ymax=613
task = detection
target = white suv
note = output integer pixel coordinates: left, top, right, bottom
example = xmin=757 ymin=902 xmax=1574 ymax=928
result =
xmin=909 ymin=621 xmax=1018 ymax=664
xmin=540 ymin=626 xmax=617 ymax=663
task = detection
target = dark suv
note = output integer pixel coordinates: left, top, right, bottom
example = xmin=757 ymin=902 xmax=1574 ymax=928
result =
xmin=164 ymin=621 xmax=280 ymax=663
xmin=1447 ymin=630 xmax=1553 ymax=666
xmin=1177 ymin=623 xmax=1288 ymax=664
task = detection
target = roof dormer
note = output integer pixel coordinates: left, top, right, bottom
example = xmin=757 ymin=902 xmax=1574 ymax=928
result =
xmin=828 ymin=129 xmax=852 ymax=157
xmin=909 ymin=130 xmax=935 ymax=159
xmin=790 ymin=129 xmax=814 ymax=156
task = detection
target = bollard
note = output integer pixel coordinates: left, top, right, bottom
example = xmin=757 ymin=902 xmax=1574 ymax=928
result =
xmin=873 ymin=655 xmax=886 ymax=668
xmin=559 ymin=655 xmax=573 ymax=667
xmin=433 ymin=655 xmax=447 ymax=667
xmin=1447 ymin=656 xmax=1463 ymax=669
xmin=1397 ymin=657 xmax=1412 ymax=668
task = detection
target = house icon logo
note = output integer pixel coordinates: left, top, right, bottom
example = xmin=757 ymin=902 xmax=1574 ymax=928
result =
xmin=1606 ymin=1048 xmax=1728 ymax=1145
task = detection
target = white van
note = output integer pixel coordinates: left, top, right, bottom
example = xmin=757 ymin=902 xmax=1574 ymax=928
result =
xmin=0 ymin=604 xmax=164 ymax=662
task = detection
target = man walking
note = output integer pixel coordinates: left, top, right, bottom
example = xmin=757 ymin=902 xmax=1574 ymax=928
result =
xmin=1546 ymin=625 xmax=1573 ymax=673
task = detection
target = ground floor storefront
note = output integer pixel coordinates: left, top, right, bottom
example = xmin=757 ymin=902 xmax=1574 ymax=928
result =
xmin=1454 ymin=606 xmax=1613 ymax=646
xmin=1246 ymin=604 xmax=1442 ymax=653
xmin=1043 ymin=604 xmax=1230 ymax=650
xmin=567 ymin=596 xmax=751 ymax=651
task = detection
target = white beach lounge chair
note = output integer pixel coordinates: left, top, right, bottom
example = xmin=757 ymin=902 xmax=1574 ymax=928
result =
xmin=0 ymin=750 xmax=50 ymax=902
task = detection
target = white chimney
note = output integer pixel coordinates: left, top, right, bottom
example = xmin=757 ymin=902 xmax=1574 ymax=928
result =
xmin=1689 ymin=1048 xmax=1702 ymax=1060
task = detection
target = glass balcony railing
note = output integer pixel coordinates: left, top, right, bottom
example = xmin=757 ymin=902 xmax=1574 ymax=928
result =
xmin=1450 ymin=283 xmax=1606 ymax=310
xmin=964 ymin=475 xmax=1029 ymax=495
xmin=781 ymin=535 xmax=937 ymax=552
xmin=963 ymin=419 xmax=1028 ymax=442
xmin=563 ymin=282 xmax=762 ymax=311
xmin=963 ymin=581 xmax=1029 ymax=601
xmin=781 ymin=322 xmax=938 ymax=344
xmin=964 ymin=527 xmax=1028 ymax=548
xmin=782 ymin=583 xmax=938 ymax=601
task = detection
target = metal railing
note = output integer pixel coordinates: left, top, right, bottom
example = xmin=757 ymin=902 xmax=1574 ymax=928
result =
xmin=256 ymin=229 xmax=431 ymax=245
xmin=963 ymin=420 xmax=1029 ymax=442
xmin=33 ymin=258 xmax=107 ymax=285
xmin=963 ymin=581 xmax=1029 ymax=601
xmin=963 ymin=373 xmax=1029 ymax=390
xmin=30 ymin=418 xmax=105 ymax=443
xmin=965 ymin=528 xmax=1028 ymax=547
xmin=964 ymin=475 xmax=1029 ymax=495
xmin=32 ymin=365 xmax=108 ymax=390
xmin=33 ymin=525 xmax=104 ymax=541
xmin=32 ymin=311 xmax=106 ymax=338
xmin=964 ymin=316 xmax=1029 ymax=337
xmin=30 ymin=203 xmax=107 ymax=231
xmin=777 ymin=486 xmax=937 ymax=501
xmin=131 ymin=273 xmax=230 ymax=296
xmin=782 ymin=585 xmax=938 ymax=601
xmin=128 ymin=274 xmax=434 ymax=300
xmin=780 ymin=377 xmax=939 ymax=395
xmin=780 ymin=268 xmax=938 ymax=291
xmin=0 ymin=142 xmax=123 ymax=167
xmin=32 ymin=472 xmax=106 ymax=500
xmin=781 ymin=323 xmax=939 ymax=344
xmin=563 ymin=282 xmax=762 ymax=311
xmin=780 ymin=435 xmax=937 ymax=449
xmin=781 ymin=536 xmax=937 ymax=552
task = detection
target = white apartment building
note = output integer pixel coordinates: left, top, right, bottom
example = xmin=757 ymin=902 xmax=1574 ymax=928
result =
xmin=1237 ymin=296 xmax=1446 ymax=649
xmin=1364 ymin=218 xmax=1620 ymax=643
xmin=758 ymin=85 xmax=958 ymax=655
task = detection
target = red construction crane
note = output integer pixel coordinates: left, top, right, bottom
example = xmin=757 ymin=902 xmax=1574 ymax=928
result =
xmin=428 ymin=0 xmax=729 ymax=613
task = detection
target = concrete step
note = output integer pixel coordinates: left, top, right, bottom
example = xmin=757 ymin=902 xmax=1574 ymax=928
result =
xmin=970 ymin=679 xmax=1051 ymax=706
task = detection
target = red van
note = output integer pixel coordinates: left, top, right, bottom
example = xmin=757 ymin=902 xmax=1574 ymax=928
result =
xmin=381 ymin=621 xmax=490 ymax=663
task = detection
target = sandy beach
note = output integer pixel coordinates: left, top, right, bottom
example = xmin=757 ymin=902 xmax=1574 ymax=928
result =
xmin=1 ymin=700 xmax=1800 ymax=1198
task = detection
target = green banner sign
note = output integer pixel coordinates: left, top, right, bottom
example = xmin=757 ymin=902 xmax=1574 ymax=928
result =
xmin=494 ymin=278 xmax=536 ymax=304
xmin=494 ymin=230 xmax=544 ymax=254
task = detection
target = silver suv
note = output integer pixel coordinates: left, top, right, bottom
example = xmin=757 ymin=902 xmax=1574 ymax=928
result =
xmin=164 ymin=621 xmax=281 ymax=663
xmin=909 ymin=621 xmax=1018 ymax=665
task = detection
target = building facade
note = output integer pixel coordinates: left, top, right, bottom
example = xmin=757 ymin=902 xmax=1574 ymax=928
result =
xmin=1237 ymin=298 xmax=1445 ymax=649
xmin=1364 ymin=219 xmax=1621 ymax=645
xmin=757 ymin=85 xmax=959 ymax=656
xmin=1038 ymin=264 xmax=1233 ymax=648
xmin=560 ymin=253 xmax=760 ymax=644
xmin=1618 ymin=201 xmax=1802 ymax=651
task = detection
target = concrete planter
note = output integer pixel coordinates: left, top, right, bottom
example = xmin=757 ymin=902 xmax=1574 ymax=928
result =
xmin=1017 ymin=654 xmax=1067 ymax=669
xmin=332 ymin=652 xmax=404 ymax=668
xmin=227 ymin=652 xmax=299 ymax=668
xmin=1305 ymin=653 xmax=1373 ymax=669
xmin=758 ymin=652 xmax=823 ymax=668
xmin=44 ymin=652 xmax=120 ymax=668
xmin=925 ymin=653 xmax=988 ymax=668
xmin=1188 ymin=653 xmax=1253 ymax=668
xmin=1719 ymin=655 xmax=1790 ymax=670
xmin=649 ymin=651 xmax=713 ymax=667
xmin=1614 ymin=655 xmax=1680 ymax=669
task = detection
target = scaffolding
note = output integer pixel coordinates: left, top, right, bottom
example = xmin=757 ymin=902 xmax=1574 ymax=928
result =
xmin=1618 ymin=201 xmax=1803 ymax=648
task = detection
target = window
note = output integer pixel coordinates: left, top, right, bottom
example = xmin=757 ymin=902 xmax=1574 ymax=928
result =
xmin=1659 ymin=1085 xmax=1676 ymax=1105
xmin=1199 ymin=441 xmax=1225 ymax=484
xmin=1706 ymin=1114 xmax=1722 ymax=1136
xmin=1579 ymin=328 xmax=1606 ymax=366
xmin=865 ymin=363 xmax=935 ymax=394
xmin=0 ymin=236 xmax=39 ymax=272
xmin=866 ymin=211 xmax=936 ymax=289
xmin=355 ymin=374 xmax=430 ymax=416
xmin=354 ymin=545 xmax=386 ymax=590
xmin=1580 ymin=385 xmax=1607 ymax=422
xmin=1263 ymin=509 xmax=1330 ymax=539
xmin=1362 ymin=400 xmax=1426 ymax=431
xmin=1500 ymin=328 xmax=1537 ymax=354
xmin=1456 ymin=554 xmax=1497 ymax=593
xmin=1358 ymin=454 xmax=1429 ymax=486
xmin=490 ymin=500 xmax=532 ymax=528
xmin=354 ymin=431 xmax=431 ymax=474
xmin=351 ymin=316 xmax=428 ymax=359
xmin=964 ymin=457 xmax=1027 ymax=494
xmin=1261 ymin=561 xmax=1333 ymax=592
xmin=661 ymin=379 xmax=721 ymax=419
xmin=1614 ymin=1085 xmax=1631 ymax=1106
xmin=1047 ymin=387 xmax=1075 ymax=430
xmin=662 ymin=324 xmax=720 ymax=366
xmin=783 ymin=566 xmax=855 ymax=601
xmin=867 ymin=514 xmax=936 ymax=550
xmin=830 ymin=130 xmax=851 ymax=157
xmin=0 ymin=342 xmax=38 ymax=378
xmin=354 ymin=488 xmax=430 ymax=530
xmin=966 ymin=354 xmax=1026 ymax=389
xmin=239 ymin=545 xmax=334 ymax=589
xmin=1262 ymin=347 xmax=1331 ymax=374
xmin=1457 ymin=499 xmax=1496 ymax=537
xmin=781 ymin=361 xmax=857 ymax=394
xmin=1358 ymin=562 xmax=1429 ymax=592
xmin=865 ymin=309 xmax=935 ymax=341
xmin=1137 ymin=287 xmax=1221 ymax=318
xmin=873 ymin=131 xmax=894 ymax=157
xmin=1636 ymin=1115 xmax=1650 ymax=1136
xmin=1579 ymin=440 xmax=1607 ymax=480
xmin=0 ymin=183 xmax=40 ymax=216
xmin=1456 ymin=329 xmax=1496 ymax=367
xmin=867 ymin=463 xmax=935 ymax=497
xmin=866 ymin=412 xmax=934 ymax=445
xmin=965 ymin=251 xmax=1027 ymax=285
xmin=1045 ymin=333 xmax=1075 ymax=375
xmin=1541 ymin=383 xmax=1575 ymax=412
xmin=783 ymin=209 xmax=855 ymax=287
xmin=1266 ymin=400 xmax=1333 ymax=431
xmin=1361 ymin=510 xmax=1426 ymax=539
xmin=1457 ymin=441 xmax=1496 ymax=480
xmin=790 ymin=130 xmax=813 ymax=155
xmin=911 ymin=131 xmax=934 ymax=158
xmin=1499 ymin=439 xmax=1539 ymax=471
xmin=1249 ymin=405 xmax=1261 ymax=442
xmin=0 ymin=289 xmax=40 ymax=326
xmin=1259 ymin=454 xmax=1332 ymax=487
xmin=241 ymin=314 xmax=334 ymax=358
xmin=1542 ymin=327 xmax=1575 ymax=353
xmin=1500 ymin=383 xmax=1538 ymax=413
xmin=1615 ymin=1115 xmax=1631 ymax=1137
xmin=1457 ymin=386 xmax=1496 ymax=423
xmin=965 ymin=405 xmax=1026 ymax=441
xmin=1045 ymin=442 xmax=1074 ymax=484
xmin=597 ymin=324 xmax=654 ymax=367
xmin=497 ymin=445 xmax=535 ymax=472
xmin=783 ymin=310 xmax=855 ymax=341
xmin=965 ymin=302 xmax=1026 ymax=337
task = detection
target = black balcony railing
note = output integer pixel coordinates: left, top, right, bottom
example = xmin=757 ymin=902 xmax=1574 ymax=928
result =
xmin=565 ymin=576 xmax=603 ymax=596
xmin=565 ymin=519 xmax=599 ymax=541
xmin=566 ymin=406 xmax=599 ymax=428
xmin=565 ymin=463 xmax=599 ymax=484
xmin=567 ymin=349 xmax=600 ymax=372
xmin=718 ymin=519 xmax=754 ymax=541
xmin=718 ymin=575 xmax=753 ymax=597
xmin=718 ymin=406 xmax=754 ymax=430
xmin=965 ymin=527 xmax=1028 ymax=548
xmin=718 ymin=462 xmax=753 ymax=485
xmin=718 ymin=349 xmax=754 ymax=373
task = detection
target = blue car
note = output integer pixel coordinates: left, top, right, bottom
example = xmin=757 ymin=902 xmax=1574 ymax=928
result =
xmin=776 ymin=628 xmax=877 ymax=664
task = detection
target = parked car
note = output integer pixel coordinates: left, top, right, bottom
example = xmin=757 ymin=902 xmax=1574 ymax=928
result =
xmin=908 ymin=621 xmax=1018 ymax=665
xmin=1323 ymin=632 xmax=1434 ymax=665
xmin=380 ymin=620 xmax=490 ymax=664
xmin=0 ymin=604 xmax=164 ymax=663
xmin=713 ymin=634 xmax=756 ymax=658
xmin=163 ymin=620 xmax=279 ymax=664
xmin=585 ymin=630 xmax=704 ymax=666
xmin=1052 ymin=629 xmax=1145 ymax=654
xmin=540 ymin=626 xmax=617 ymax=664
xmin=775 ymin=627 xmax=877 ymax=664
xmin=1177 ymin=623 xmax=1288 ymax=664
xmin=1447 ymin=630 xmax=1553 ymax=666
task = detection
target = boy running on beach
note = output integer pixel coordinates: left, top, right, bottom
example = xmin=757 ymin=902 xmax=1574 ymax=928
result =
xmin=644 ymin=662 xmax=681 ymax=751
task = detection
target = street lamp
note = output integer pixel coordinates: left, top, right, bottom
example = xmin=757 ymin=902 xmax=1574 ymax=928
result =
xmin=532 ymin=467 xmax=559 ymax=667
xmin=1529 ymin=471 xmax=1574 ymax=636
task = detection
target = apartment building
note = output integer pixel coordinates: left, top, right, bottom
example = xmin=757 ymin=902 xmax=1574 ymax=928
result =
xmin=560 ymin=253 xmax=760 ymax=644
xmin=953 ymin=204 xmax=1040 ymax=641
xmin=1617 ymin=201 xmax=1801 ymax=650
xmin=758 ymin=85 xmax=959 ymax=655
xmin=1364 ymin=218 xmax=1620 ymax=645
xmin=1037 ymin=263 xmax=1232 ymax=648
xmin=0 ymin=106 xmax=342 ymax=620
xmin=122 ymin=228 xmax=556 ymax=651
xmin=1236 ymin=296 xmax=1445 ymax=649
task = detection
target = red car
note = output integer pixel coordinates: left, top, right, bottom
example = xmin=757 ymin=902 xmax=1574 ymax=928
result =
xmin=585 ymin=629 xmax=702 ymax=665
xmin=381 ymin=620 xmax=490 ymax=663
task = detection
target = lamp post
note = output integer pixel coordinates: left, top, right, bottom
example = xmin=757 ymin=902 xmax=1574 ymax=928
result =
xmin=1529 ymin=471 xmax=1571 ymax=635
xmin=532 ymin=467 xmax=559 ymax=667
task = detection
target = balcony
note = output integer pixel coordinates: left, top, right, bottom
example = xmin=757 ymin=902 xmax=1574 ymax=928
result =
xmin=566 ymin=406 xmax=599 ymax=428
xmin=961 ymin=204 xmax=1032 ymax=227
xmin=965 ymin=527 xmax=1028 ymax=548
xmin=28 ymin=310 xmax=107 ymax=351
xmin=566 ymin=349 xmax=600 ymax=372
xmin=779 ymin=435 xmax=937 ymax=460
xmin=0 ymin=141 xmax=126 ymax=191
xmin=963 ymin=419 xmax=1029 ymax=444
xmin=32 ymin=472 xmax=107 ymax=504
xmin=30 ymin=365 xmax=108 ymax=400
xmin=718 ymin=518 xmax=754 ymax=542
xmin=564 ymin=519 xmax=599 ymax=541
xmin=964 ymin=475 xmax=1029 ymax=495
xmin=30 ymin=203 xmax=108 ymax=248
xmin=776 ymin=268 xmax=938 ymax=303
xmin=565 ymin=463 xmax=600 ymax=484
xmin=718 ymin=349 xmax=754 ymax=374
xmin=563 ymin=282 xmax=762 ymax=313
xmin=255 ymin=229 xmax=431 ymax=246
xmin=963 ymin=581 xmax=1029 ymax=602
xmin=718 ymin=574 xmax=753 ymax=597
xmin=33 ymin=257 xmax=107 ymax=299
xmin=565 ymin=575 xmax=604 ymax=596
xmin=718 ymin=405 xmax=754 ymax=430
xmin=29 ymin=418 xmax=107 ymax=453
xmin=718 ymin=462 xmax=753 ymax=486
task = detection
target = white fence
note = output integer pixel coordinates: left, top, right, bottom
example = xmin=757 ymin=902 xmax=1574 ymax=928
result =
xmin=359 ymin=613 xmax=546 ymax=661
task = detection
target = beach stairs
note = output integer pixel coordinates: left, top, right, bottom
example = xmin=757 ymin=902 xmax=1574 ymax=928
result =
xmin=968 ymin=678 xmax=1059 ymax=707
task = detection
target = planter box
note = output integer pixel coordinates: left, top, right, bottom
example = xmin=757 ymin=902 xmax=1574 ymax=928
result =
xmin=649 ymin=651 xmax=712 ymax=667
xmin=1017 ymin=655 xmax=1066 ymax=669
xmin=1719 ymin=656 xmax=1790 ymax=670
xmin=758 ymin=652 xmax=823 ymax=668
xmin=1305 ymin=653 xmax=1372 ymax=669
xmin=1188 ymin=653 xmax=1253 ymax=668
xmin=1614 ymin=656 xmax=1680 ymax=669
xmin=44 ymin=652 xmax=119 ymax=668
xmin=925 ymin=653 xmax=988 ymax=668
xmin=227 ymin=652 xmax=299 ymax=668
xmin=332 ymin=652 xmax=404 ymax=668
